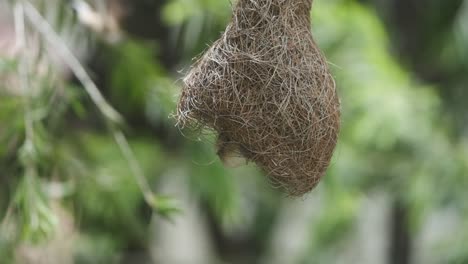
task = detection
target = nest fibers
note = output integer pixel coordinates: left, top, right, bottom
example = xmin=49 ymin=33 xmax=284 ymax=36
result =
xmin=176 ymin=0 xmax=340 ymax=196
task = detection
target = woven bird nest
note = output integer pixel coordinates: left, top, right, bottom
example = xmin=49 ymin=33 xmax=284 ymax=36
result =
xmin=176 ymin=0 xmax=340 ymax=196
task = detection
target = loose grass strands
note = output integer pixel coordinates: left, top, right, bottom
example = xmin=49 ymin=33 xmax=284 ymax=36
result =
xmin=177 ymin=0 xmax=341 ymax=196
xmin=22 ymin=1 xmax=166 ymax=211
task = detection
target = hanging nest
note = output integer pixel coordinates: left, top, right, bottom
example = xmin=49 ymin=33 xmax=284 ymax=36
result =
xmin=176 ymin=0 xmax=340 ymax=196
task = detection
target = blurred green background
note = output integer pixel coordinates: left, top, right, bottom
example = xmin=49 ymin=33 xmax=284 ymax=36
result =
xmin=1 ymin=0 xmax=467 ymax=263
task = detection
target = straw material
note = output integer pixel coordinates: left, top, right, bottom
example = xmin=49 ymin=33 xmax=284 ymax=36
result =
xmin=177 ymin=0 xmax=340 ymax=196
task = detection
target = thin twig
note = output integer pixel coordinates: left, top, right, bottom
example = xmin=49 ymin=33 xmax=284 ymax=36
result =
xmin=0 ymin=204 xmax=14 ymax=241
xmin=1 ymin=1 xmax=32 ymax=236
xmin=23 ymin=1 xmax=122 ymax=124
xmin=14 ymin=2 xmax=34 ymax=142
xmin=113 ymin=130 xmax=155 ymax=205
xmin=22 ymin=1 xmax=157 ymax=207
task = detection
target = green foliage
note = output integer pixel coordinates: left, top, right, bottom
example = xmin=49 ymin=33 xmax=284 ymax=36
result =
xmin=162 ymin=0 xmax=231 ymax=57
xmin=148 ymin=195 xmax=181 ymax=221
xmin=74 ymin=233 xmax=121 ymax=264
xmin=267 ymin=1 xmax=468 ymax=260
xmin=0 ymin=2 xmax=180 ymax=261
xmin=14 ymin=172 xmax=58 ymax=243
xmin=186 ymin=138 xmax=241 ymax=222
xmin=106 ymin=40 xmax=178 ymax=125
xmin=313 ymin=192 xmax=359 ymax=247
xmin=109 ymin=41 xmax=163 ymax=113
xmin=1 ymin=0 xmax=468 ymax=263
xmin=71 ymin=133 xmax=164 ymax=243
xmin=313 ymin=0 xmax=459 ymax=219
xmin=162 ymin=0 xmax=230 ymax=26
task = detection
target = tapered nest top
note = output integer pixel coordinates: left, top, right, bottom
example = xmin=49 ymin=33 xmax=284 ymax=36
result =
xmin=177 ymin=0 xmax=340 ymax=196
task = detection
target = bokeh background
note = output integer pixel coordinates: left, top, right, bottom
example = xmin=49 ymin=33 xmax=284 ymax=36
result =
xmin=1 ymin=0 xmax=468 ymax=263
